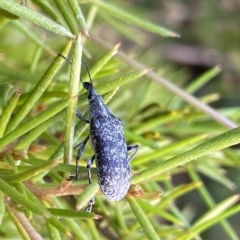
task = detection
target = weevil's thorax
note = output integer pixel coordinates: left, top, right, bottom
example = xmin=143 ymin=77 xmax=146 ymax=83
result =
xmin=84 ymin=83 xmax=112 ymax=119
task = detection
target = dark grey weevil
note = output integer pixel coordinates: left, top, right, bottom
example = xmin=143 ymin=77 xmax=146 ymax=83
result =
xmin=70 ymin=61 xmax=139 ymax=211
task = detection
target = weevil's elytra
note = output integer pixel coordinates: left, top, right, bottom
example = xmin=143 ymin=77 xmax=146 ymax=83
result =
xmin=88 ymin=91 xmax=131 ymax=201
xmin=59 ymin=53 xmax=139 ymax=211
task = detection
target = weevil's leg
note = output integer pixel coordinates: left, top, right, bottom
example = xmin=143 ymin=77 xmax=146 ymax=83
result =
xmin=76 ymin=109 xmax=89 ymax=123
xmin=86 ymin=154 xmax=95 ymax=184
xmin=67 ymin=135 xmax=90 ymax=180
xmin=85 ymin=198 xmax=94 ymax=212
xmin=85 ymin=154 xmax=95 ymax=212
xmin=75 ymin=135 xmax=90 ymax=178
xmin=127 ymin=144 xmax=139 ymax=162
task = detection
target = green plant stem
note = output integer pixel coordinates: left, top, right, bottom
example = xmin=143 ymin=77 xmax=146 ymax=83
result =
xmin=64 ymin=34 xmax=82 ymax=168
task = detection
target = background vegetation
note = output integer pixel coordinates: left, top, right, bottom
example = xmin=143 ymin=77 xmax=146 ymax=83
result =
xmin=0 ymin=0 xmax=240 ymax=239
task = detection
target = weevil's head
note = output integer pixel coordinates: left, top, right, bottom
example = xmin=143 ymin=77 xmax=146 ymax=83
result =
xmin=82 ymin=81 xmax=98 ymax=100
xmin=83 ymin=82 xmax=92 ymax=91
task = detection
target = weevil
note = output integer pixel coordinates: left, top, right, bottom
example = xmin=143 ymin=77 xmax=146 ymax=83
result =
xmin=60 ymin=54 xmax=139 ymax=211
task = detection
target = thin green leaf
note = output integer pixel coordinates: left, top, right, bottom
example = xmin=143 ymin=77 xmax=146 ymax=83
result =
xmin=13 ymin=21 xmax=54 ymax=55
xmin=89 ymin=0 xmax=179 ymax=37
xmin=0 ymin=7 xmax=19 ymax=20
xmin=0 ymin=178 xmax=47 ymax=216
xmin=97 ymin=68 xmax=152 ymax=94
xmin=5 ymin=205 xmax=32 ymax=240
xmin=46 ymin=220 xmax=62 ymax=240
xmin=132 ymin=126 xmax=240 ymax=184
xmin=67 ymin=0 xmax=90 ymax=38
xmin=194 ymin=195 xmax=240 ymax=227
xmin=0 ymin=0 xmax=75 ymax=38
xmin=0 ymin=191 xmax=4 ymax=225
xmin=2 ymin=177 xmax=69 ymax=234
xmin=176 ymin=204 xmax=240 ymax=240
xmin=0 ymin=159 xmax=60 ymax=183
xmin=138 ymin=199 xmax=183 ymax=225
xmin=5 ymin=41 xmax=72 ymax=133
xmin=186 ymin=65 xmax=222 ymax=94
xmin=88 ymin=220 xmax=101 ymax=240
xmin=110 ymin=47 xmax=237 ymax=129
xmin=15 ymin=111 xmax=64 ymax=150
xmin=54 ymin=198 xmax=89 ymax=240
xmin=198 ymin=163 xmax=235 ymax=190
xmin=76 ymin=183 xmax=100 ymax=210
xmin=47 ymin=208 xmax=100 ymax=219
xmin=53 ymin=0 xmax=79 ymax=35
xmin=169 ymin=66 xmax=222 ymax=109
xmin=81 ymin=43 xmax=120 ymax=82
xmin=187 ymin=163 xmax=238 ymax=240
xmin=6 ymin=155 xmax=32 ymax=220
xmin=31 ymin=0 xmax=60 ymax=23
xmin=127 ymin=196 xmax=160 ymax=240
xmin=0 ymin=88 xmax=21 ymax=138
xmin=132 ymin=134 xmax=208 ymax=167
xmin=47 ymin=216 xmax=70 ymax=234
xmin=0 ymin=99 xmax=68 ymax=149
xmin=159 ymin=182 xmax=202 ymax=209
xmin=124 ymin=129 xmax=159 ymax=149
xmin=99 ymin=13 xmax=146 ymax=45
xmin=0 ymin=82 xmax=13 ymax=109
xmin=0 ymin=65 xmax=40 ymax=84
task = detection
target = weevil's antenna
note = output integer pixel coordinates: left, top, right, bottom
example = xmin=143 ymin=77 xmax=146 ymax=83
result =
xmin=58 ymin=53 xmax=93 ymax=86
xmin=81 ymin=59 xmax=93 ymax=86
xmin=58 ymin=53 xmax=72 ymax=64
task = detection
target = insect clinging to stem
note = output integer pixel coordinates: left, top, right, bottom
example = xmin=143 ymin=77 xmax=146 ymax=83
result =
xmin=60 ymin=53 xmax=139 ymax=211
